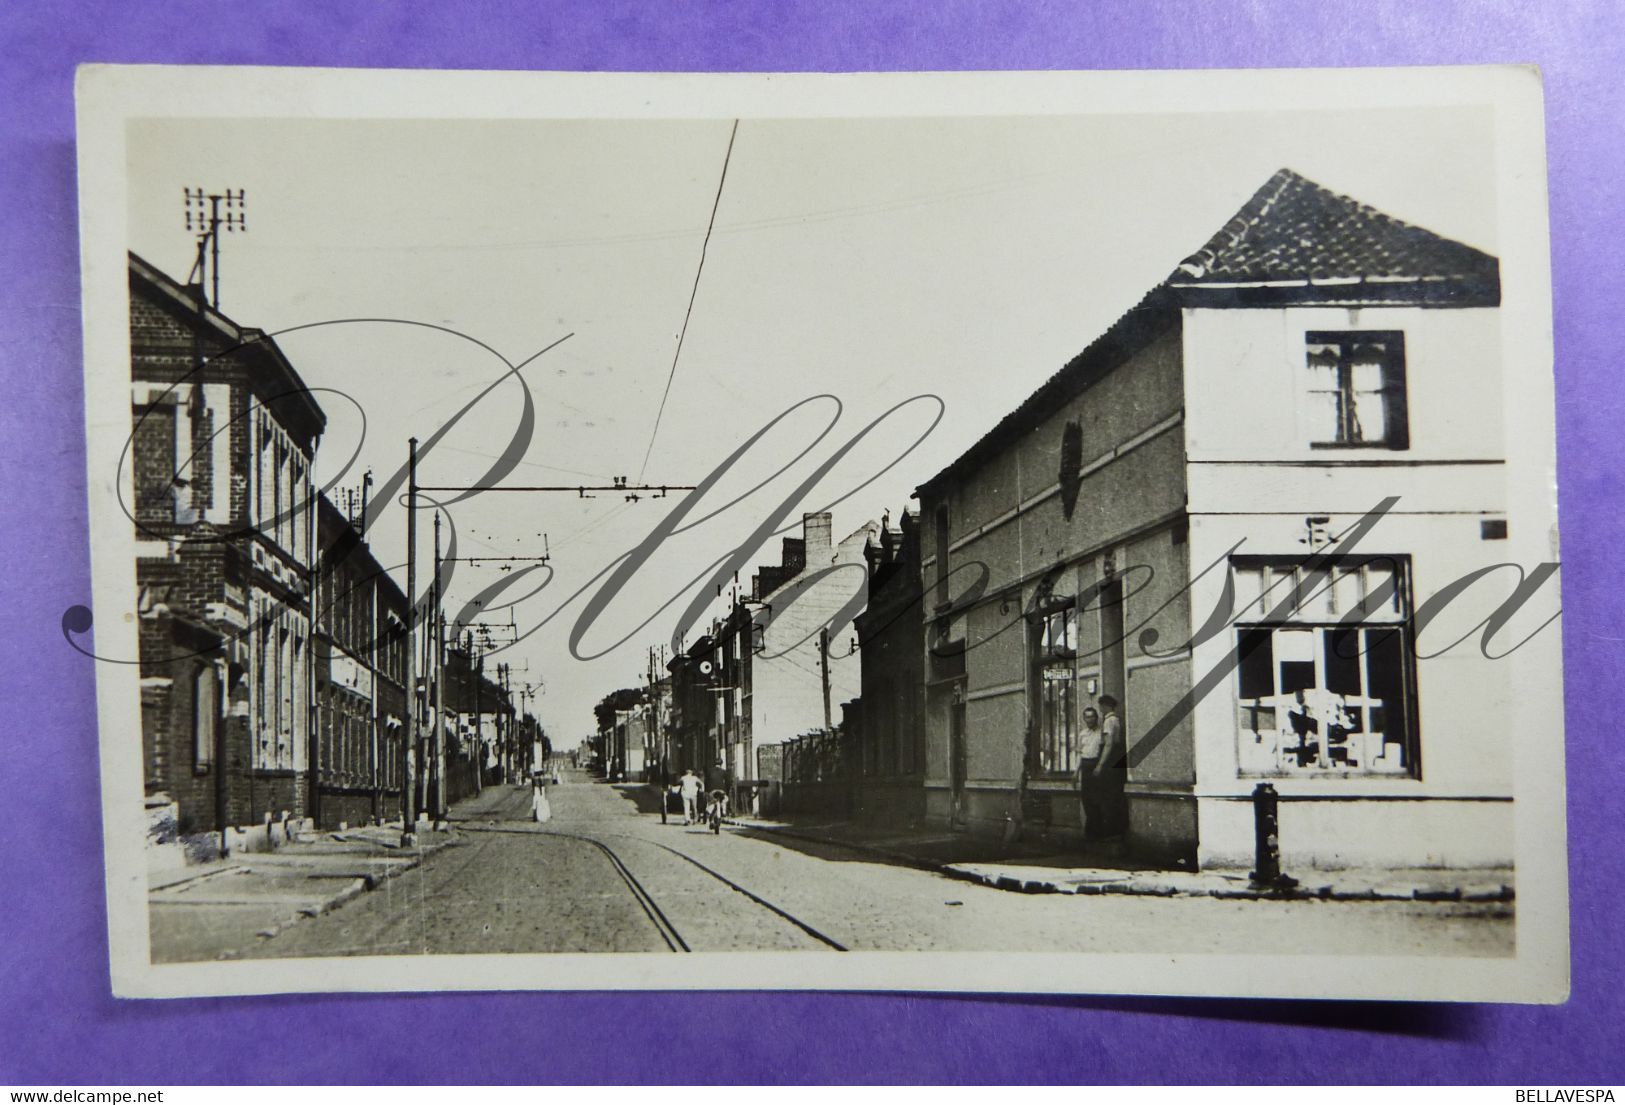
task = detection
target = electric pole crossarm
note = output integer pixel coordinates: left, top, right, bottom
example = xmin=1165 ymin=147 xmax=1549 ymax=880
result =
xmin=414 ymin=484 xmax=695 ymax=493
xmin=439 ymin=556 xmax=553 ymax=563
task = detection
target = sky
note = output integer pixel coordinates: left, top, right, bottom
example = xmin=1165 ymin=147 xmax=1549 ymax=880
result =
xmin=126 ymin=105 xmax=1497 ymax=745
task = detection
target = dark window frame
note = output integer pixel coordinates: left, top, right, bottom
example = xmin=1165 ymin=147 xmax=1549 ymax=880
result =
xmin=1230 ymin=554 xmax=1422 ymax=780
xmin=192 ymin=663 xmax=217 ymax=773
xmin=1304 ymin=330 xmax=1410 ymax=451
xmin=1027 ymin=598 xmax=1079 ymax=779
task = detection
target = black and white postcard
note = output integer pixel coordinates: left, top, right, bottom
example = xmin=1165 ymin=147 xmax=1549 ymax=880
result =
xmin=74 ymin=65 xmax=1565 ymax=1001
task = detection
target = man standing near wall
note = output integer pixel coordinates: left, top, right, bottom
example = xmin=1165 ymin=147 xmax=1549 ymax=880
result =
xmin=1096 ymin=695 xmax=1126 ymax=843
xmin=1075 ymin=705 xmax=1105 ymax=840
xmin=1076 ymin=697 xmax=1126 ymax=846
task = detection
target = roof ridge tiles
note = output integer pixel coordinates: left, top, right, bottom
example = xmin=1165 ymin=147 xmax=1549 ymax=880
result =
xmin=1173 ymin=168 xmax=1497 ymax=285
xmin=1177 ymin=166 xmax=1300 ymax=279
xmin=915 ymin=168 xmax=1500 ymax=495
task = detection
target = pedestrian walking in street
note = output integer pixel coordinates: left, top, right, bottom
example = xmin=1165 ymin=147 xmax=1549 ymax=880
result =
xmin=704 ymin=758 xmax=734 ymax=823
xmin=530 ymin=779 xmax=552 ymax=824
xmin=678 ymin=768 xmax=701 ymax=825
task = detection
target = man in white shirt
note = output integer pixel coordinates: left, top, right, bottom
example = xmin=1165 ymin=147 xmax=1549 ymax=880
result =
xmin=678 ymin=768 xmax=702 ymax=825
xmin=1074 ymin=705 xmax=1105 ymax=840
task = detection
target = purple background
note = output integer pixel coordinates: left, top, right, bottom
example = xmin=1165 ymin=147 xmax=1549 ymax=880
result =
xmin=2 ymin=0 xmax=1620 ymax=1085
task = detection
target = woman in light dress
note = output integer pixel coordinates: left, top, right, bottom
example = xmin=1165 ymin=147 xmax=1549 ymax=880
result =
xmin=530 ymin=779 xmax=552 ymax=824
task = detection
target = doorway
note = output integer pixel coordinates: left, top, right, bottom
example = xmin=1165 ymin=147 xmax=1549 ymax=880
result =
xmin=949 ymin=688 xmax=967 ymax=830
xmin=1095 ymin=575 xmax=1128 ymax=835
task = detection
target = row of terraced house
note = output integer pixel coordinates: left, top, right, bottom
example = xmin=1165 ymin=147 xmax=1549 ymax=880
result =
xmin=130 ymin=252 xmax=521 ymax=864
xmin=605 ymin=170 xmax=1521 ymax=873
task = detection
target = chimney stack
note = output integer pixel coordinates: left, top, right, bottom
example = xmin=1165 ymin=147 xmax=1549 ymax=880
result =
xmin=804 ymin=512 xmax=833 ymax=560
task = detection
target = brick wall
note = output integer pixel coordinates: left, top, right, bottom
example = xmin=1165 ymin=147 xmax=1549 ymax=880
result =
xmin=131 ymin=405 xmax=178 ymax=530
xmin=137 ymin=610 xmax=227 ymax=835
xmin=132 ymin=261 xmax=317 ymax=828
xmin=316 ymin=790 xmax=377 ymax=830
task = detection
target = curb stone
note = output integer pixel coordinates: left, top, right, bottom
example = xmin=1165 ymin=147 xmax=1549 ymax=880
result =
xmin=243 ymin=838 xmax=453 ymax=947
xmin=732 ymin=819 xmax=946 ymax=873
xmin=150 ymin=863 xmax=246 ymax=893
xmin=728 ymin=816 xmax=1514 ymax=904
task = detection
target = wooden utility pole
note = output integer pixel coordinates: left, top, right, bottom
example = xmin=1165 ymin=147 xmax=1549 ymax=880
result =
xmin=306 ymin=480 xmax=320 ymax=831
xmin=819 ymin=626 xmax=832 ymax=733
xmin=503 ymin=664 xmax=515 ymax=781
xmin=469 ymin=630 xmax=483 ymax=796
xmin=418 ymin=610 xmax=432 ymax=816
xmin=404 ymin=467 xmax=695 ymax=788
xmin=497 ymin=663 xmax=508 ymax=782
xmin=432 ymin=510 xmax=446 ymax=824
xmin=370 ymin=571 xmax=382 ymax=823
xmin=651 ymin=645 xmax=667 ymax=823
xmin=401 ymin=437 xmax=418 ymax=842
xmin=362 ymin=473 xmax=381 ymax=824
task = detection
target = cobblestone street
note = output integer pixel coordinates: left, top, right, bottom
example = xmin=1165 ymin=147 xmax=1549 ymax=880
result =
xmin=226 ymin=772 xmax=1513 ymax=961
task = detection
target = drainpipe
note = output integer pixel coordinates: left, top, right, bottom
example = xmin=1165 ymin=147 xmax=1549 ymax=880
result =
xmin=370 ymin=575 xmax=381 ymax=823
xmin=215 ymin=658 xmax=231 ymax=858
xmin=308 ymin=489 xmax=320 ymax=832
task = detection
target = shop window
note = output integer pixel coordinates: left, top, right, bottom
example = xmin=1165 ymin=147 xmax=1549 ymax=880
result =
xmin=1302 ymin=331 xmax=1408 ymax=450
xmin=1032 ymin=604 xmax=1077 ymax=776
xmin=1232 ymin=557 xmax=1417 ymax=777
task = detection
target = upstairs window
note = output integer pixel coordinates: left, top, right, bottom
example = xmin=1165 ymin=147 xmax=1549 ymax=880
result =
xmin=1303 ymin=331 xmax=1409 ymax=450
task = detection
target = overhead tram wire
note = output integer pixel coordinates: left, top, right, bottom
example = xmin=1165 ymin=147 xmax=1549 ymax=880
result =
xmin=637 ymin=118 xmax=740 ymax=486
xmin=261 ymin=162 xmax=1067 ymax=255
xmin=434 ymin=442 xmax=614 ymax=482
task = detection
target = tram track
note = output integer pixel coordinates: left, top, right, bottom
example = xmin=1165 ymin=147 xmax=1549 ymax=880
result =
xmin=459 ymin=821 xmax=846 ymax=952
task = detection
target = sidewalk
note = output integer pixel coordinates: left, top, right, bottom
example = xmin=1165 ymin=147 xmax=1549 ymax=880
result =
xmin=728 ymin=815 xmax=1515 ymax=904
xmin=148 ymin=821 xmax=460 ymax=963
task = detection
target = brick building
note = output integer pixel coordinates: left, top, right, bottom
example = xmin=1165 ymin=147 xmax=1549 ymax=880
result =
xmin=438 ymin=638 xmax=510 ymax=797
xmin=662 ymin=513 xmax=876 ymax=811
xmin=664 ymin=519 xmax=821 ymax=783
xmin=131 ymin=252 xmax=325 ymax=845
xmin=593 ymin=686 xmax=645 ymax=780
xmin=746 ymin=513 xmax=875 ymax=771
xmin=849 ymin=509 xmax=926 ymax=822
xmin=312 ymin=493 xmax=409 ymax=829
xmin=915 ymin=170 xmax=1510 ymax=871
xmin=664 ymin=636 xmax=718 ymax=778
xmin=638 ymin=672 xmax=673 ymax=787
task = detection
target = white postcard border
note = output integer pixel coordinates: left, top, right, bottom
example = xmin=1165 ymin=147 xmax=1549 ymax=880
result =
xmin=75 ymin=64 xmax=1566 ymax=1002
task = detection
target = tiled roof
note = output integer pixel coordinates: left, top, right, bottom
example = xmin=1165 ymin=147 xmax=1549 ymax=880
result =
xmin=917 ymin=170 xmax=1500 ymax=494
xmin=1173 ymin=168 xmax=1498 ymax=286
